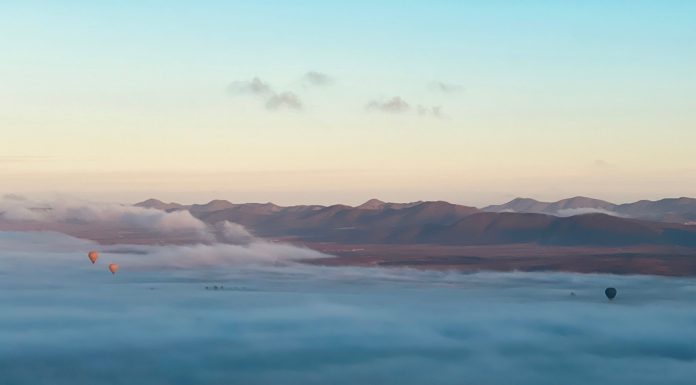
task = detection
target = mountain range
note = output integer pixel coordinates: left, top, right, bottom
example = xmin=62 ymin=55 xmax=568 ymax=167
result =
xmin=482 ymin=196 xmax=696 ymax=223
xmin=136 ymin=197 xmax=696 ymax=247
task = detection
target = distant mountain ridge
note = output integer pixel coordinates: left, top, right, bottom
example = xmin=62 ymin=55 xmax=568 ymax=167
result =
xmin=134 ymin=197 xmax=696 ymax=247
xmin=356 ymin=199 xmax=424 ymax=210
xmin=483 ymin=196 xmax=696 ymax=224
xmin=137 ymin=196 xmax=696 ymax=224
xmin=483 ymin=196 xmax=616 ymax=214
xmin=134 ymin=199 xmax=186 ymax=212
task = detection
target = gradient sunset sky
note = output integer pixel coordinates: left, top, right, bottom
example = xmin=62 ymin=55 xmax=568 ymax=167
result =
xmin=2 ymin=1 xmax=695 ymax=206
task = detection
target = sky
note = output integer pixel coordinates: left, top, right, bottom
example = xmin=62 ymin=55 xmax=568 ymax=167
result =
xmin=1 ymin=1 xmax=695 ymax=206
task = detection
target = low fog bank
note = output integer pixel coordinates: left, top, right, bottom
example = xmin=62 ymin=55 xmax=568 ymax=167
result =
xmin=1 ymin=232 xmax=695 ymax=385
xmin=0 ymin=195 xmax=331 ymax=282
xmin=0 ymin=195 xmax=207 ymax=233
xmin=0 ymin=195 xmax=262 ymax=245
xmin=0 ymin=231 xmax=328 ymax=287
xmin=555 ymin=207 xmax=626 ymax=217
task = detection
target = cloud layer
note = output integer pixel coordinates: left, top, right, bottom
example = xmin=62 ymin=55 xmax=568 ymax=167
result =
xmin=0 ymin=236 xmax=694 ymax=385
xmin=4 ymin=201 xmax=690 ymax=385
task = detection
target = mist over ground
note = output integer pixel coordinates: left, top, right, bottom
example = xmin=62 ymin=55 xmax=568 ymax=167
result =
xmin=1 ymin=231 xmax=695 ymax=385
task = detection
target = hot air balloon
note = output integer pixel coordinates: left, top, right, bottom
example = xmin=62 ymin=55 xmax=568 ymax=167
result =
xmin=108 ymin=263 xmax=119 ymax=275
xmin=88 ymin=251 xmax=99 ymax=264
xmin=605 ymin=287 xmax=617 ymax=300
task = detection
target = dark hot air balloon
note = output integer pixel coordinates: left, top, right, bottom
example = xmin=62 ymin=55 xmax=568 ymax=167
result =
xmin=88 ymin=251 xmax=99 ymax=264
xmin=605 ymin=287 xmax=617 ymax=300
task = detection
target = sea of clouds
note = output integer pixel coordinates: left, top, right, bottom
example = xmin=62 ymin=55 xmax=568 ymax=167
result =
xmin=1 ymin=229 xmax=695 ymax=385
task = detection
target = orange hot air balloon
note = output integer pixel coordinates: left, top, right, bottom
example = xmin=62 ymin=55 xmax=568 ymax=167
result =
xmin=108 ymin=263 xmax=119 ymax=275
xmin=88 ymin=251 xmax=99 ymax=264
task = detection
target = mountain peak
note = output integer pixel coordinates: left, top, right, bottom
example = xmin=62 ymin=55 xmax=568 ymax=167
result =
xmin=483 ymin=197 xmax=547 ymax=213
xmin=189 ymin=199 xmax=236 ymax=213
xmin=508 ymin=197 xmax=543 ymax=205
xmin=134 ymin=199 xmax=184 ymax=211
xmin=357 ymin=199 xmax=387 ymax=210
xmin=135 ymin=198 xmax=165 ymax=207
xmin=544 ymin=197 xmax=616 ymax=213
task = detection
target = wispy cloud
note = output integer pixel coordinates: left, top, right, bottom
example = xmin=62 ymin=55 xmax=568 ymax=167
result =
xmin=366 ymin=96 xmax=411 ymax=113
xmin=366 ymin=97 xmax=444 ymax=118
xmin=417 ymin=105 xmax=444 ymax=118
xmin=593 ymin=159 xmax=611 ymax=168
xmin=2 ymin=194 xmax=27 ymax=201
xmin=430 ymin=81 xmax=463 ymax=94
xmin=303 ymin=71 xmax=333 ymax=86
xmin=227 ymin=77 xmax=274 ymax=96
xmin=0 ymin=156 xmax=53 ymax=163
xmin=228 ymin=77 xmax=454 ymax=115
xmin=555 ymin=208 xmax=625 ymax=217
xmin=266 ymin=92 xmax=303 ymax=111
xmin=227 ymin=77 xmax=303 ymax=111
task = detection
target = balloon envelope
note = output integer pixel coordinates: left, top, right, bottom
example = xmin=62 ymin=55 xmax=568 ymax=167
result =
xmin=108 ymin=263 xmax=119 ymax=275
xmin=605 ymin=287 xmax=617 ymax=300
xmin=88 ymin=251 xmax=99 ymax=264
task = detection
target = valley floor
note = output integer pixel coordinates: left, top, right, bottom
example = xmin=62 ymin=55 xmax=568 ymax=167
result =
xmin=297 ymin=242 xmax=696 ymax=276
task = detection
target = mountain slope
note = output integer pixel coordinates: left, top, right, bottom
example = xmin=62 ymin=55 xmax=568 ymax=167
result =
xmin=483 ymin=196 xmax=617 ymax=215
xmin=196 ymin=200 xmax=479 ymax=239
xmin=616 ymin=197 xmax=696 ymax=223
xmin=399 ymin=213 xmax=696 ymax=246
xmin=134 ymin=199 xmax=186 ymax=212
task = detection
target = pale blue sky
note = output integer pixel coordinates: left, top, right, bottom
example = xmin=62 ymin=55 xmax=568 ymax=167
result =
xmin=1 ymin=1 xmax=695 ymax=205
